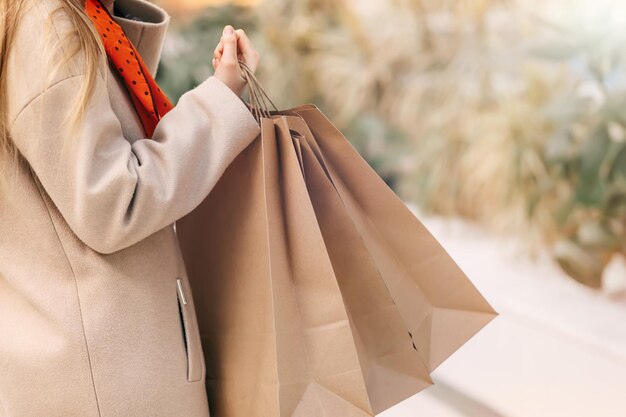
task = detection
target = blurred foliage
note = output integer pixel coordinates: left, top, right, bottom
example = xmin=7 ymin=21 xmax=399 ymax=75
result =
xmin=156 ymin=0 xmax=625 ymax=288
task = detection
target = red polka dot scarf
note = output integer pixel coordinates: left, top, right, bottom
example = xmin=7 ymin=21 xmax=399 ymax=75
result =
xmin=84 ymin=0 xmax=174 ymax=138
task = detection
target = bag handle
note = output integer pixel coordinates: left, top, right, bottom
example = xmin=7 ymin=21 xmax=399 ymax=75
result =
xmin=237 ymin=59 xmax=279 ymax=123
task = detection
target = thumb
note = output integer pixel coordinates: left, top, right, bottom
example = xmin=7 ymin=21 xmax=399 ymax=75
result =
xmin=221 ymin=25 xmax=238 ymax=64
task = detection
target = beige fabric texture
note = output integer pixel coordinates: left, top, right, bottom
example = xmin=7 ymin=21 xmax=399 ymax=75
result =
xmin=0 ymin=0 xmax=261 ymax=416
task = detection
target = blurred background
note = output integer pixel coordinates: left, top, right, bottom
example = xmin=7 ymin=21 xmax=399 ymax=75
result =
xmin=152 ymin=0 xmax=626 ymax=415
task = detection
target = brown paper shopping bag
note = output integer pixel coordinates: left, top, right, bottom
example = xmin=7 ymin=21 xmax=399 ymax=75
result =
xmin=281 ymin=110 xmax=499 ymax=372
xmin=175 ymin=61 xmax=497 ymax=416
xmin=291 ymin=124 xmax=435 ymax=413
xmin=177 ymin=112 xmax=433 ymax=416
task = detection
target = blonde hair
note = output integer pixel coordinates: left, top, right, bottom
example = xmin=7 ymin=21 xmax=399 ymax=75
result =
xmin=0 ymin=0 xmax=106 ymax=195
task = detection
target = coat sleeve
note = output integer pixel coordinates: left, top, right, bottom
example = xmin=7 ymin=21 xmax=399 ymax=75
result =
xmin=8 ymin=68 xmax=261 ymax=254
xmin=6 ymin=0 xmax=261 ymax=254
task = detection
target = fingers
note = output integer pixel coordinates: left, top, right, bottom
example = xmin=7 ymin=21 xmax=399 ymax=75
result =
xmin=213 ymin=29 xmax=241 ymax=60
xmin=212 ymin=25 xmax=260 ymax=73
xmin=212 ymin=26 xmax=242 ymax=70
xmin=220 ymin=25 xmax=238 ymax=65
xmin=234 ymin=29 xmax=259 ymax=72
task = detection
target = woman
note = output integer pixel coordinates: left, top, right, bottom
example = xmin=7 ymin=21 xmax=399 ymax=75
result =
xmin=0 ymin=0 xmax=261 ymax=415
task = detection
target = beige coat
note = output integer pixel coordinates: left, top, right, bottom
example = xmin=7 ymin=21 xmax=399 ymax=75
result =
xmin=0 ymin=0 xmax=261 ymax=415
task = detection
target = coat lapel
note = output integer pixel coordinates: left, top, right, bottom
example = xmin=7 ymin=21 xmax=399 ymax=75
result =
xmin=112 ymin=0 xmax=171 ymax=77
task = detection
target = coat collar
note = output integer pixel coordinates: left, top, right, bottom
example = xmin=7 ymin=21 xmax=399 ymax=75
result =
xmin=107 ymin=0 xmax=171 ymax=77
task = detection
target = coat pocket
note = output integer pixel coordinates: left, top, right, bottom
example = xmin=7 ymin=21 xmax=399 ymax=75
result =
xmin=176 ymin=277 xmax=204 ymax=382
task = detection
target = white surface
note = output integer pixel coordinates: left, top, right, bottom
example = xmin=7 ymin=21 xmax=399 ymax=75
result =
xmin=380 ymin=211 xmax=626 ymax=417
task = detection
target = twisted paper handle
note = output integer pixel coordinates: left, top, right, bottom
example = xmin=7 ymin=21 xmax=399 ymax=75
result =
xmin=237 ymin=59 xmax=278 ymax=123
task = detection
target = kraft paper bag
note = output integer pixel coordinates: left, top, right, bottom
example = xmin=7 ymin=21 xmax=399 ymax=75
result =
xmin=291 ymin=124 xmax=435 ymax=413
xmin=175 ymin=61 xmax=497 ymax=416
xmin=281 ymin=109 xmax=499 ymax=372
xmin=176 ymin=114 xmax=432 ymax=416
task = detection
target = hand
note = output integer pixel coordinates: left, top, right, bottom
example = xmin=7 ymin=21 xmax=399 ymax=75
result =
xmin=212 ymin=25 xmax=260 ymax=98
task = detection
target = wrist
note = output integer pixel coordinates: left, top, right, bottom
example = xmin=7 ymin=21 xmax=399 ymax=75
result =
xmin=213 ymin=74 xmax=244 ymax=97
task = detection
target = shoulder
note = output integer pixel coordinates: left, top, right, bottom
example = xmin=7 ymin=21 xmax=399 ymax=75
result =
xmin=18 ymin=0 xmax=102 ymax=75
xmin=6 ymin=0 xmax=106 ymax=124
